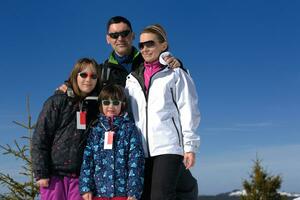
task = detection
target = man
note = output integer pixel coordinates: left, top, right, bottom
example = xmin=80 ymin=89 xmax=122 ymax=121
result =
xmin=99 ymin=16 xmax=142 ymax=87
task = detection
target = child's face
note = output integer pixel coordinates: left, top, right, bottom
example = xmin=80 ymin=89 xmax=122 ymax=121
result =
xmin=77 ymin=64 xmax=98 ymax=96
xmin=101 ymin=99 xmax=122 ymax=117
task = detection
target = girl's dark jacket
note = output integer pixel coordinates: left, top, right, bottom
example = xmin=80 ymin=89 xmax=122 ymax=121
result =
xmin=32 ymin=93 xmax=98 ymax=180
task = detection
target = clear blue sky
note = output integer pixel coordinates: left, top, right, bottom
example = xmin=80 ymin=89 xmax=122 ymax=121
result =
xmin=0 ymin=0 xmax=299 ymax=195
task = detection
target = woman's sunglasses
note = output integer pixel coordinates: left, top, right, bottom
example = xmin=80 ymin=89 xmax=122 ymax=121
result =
xmin=108 ymin=30 xmax=131 ymax=39
xmin=78 ymin=72 xmax=98 ymax=80
xmin=138 ymin=40 xmax=156 ymax=50
xmin=101 ymin=100 xmax=122 ymax=106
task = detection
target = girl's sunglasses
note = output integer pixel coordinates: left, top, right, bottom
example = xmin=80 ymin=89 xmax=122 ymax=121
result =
xmin=101 ymin=100 xmax=122 ymax=106
xmin=108 ymin=30 xmax=131 ymax=39
xmin=78 ymin=72 xmax=98 ymax=80
xmin=138 ymin=40 xmax=156 ymax=50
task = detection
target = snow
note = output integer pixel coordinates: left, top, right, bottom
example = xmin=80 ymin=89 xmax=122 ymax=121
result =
xmin=229 ymin=190 xmax=246 ymax=196
xmin=229 ymin=189 xmax=300 ymax=198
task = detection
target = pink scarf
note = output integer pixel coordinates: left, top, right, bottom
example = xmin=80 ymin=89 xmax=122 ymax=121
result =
xmin=144 ymin=60 xmax=162 ymax=93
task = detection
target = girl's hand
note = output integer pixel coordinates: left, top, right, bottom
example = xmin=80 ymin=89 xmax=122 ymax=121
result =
xmin=82 ymin=192 xmax=93 ymax=200
xmin=127 ymin=196 xmax=137 ymax=200
xmin=37 ymin=178 xmax=50 ymax=188
xmin=183 ymin=152 xmax=196 ymax=169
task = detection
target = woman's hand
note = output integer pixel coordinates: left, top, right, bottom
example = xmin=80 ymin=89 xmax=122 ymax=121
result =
xmin=183 ymin=152 xmax=196 ymax=169
xmin=82 ymin=192 xmax=93 ymax=200
xmin=37 ymin=178 xmax=50 ymax=188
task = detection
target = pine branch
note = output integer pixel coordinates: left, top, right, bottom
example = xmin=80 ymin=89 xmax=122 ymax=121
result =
xmin=0 ymin=173 xmax=25 ymax=195
xmin=0 ymin=173 xmax=37 ymax=199
xmin=0 ymin=194 xmax=18 ymax=200
xmin=0 ymin=143 xmax=23 ymax=161
xmin=0 ymin=96 xmax=39 ymax=200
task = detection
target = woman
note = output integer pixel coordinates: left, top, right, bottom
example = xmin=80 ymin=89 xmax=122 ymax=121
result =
xmin=125 ymin=24 xmax=200 ymax=200
xmin=32 ymin=58 xmax=101 ymax=200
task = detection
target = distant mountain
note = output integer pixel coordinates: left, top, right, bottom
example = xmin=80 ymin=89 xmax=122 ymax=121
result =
xmin=198 ymin=190 xmax=240 ymax=200
xmin=198 ymin=189 xmax=300 ymax=200
xmin=228 ymin=189 xmax=300 ymax=199
xmin=198 ymin=195 xmax=239 ymax=200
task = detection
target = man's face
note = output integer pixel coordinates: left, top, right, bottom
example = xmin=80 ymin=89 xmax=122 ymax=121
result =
xmin=106 ymin=22 xmax=134 ymax=57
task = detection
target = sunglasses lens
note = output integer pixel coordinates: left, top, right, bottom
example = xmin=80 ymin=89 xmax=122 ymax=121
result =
xmin=91 ymin=74 xmax=98 ymax=79
xmin=102 ymin=100 xmax=110 ymax=106
xmin=138 ymin=40 xmax=155 ymax=50
xmin=112 ymin=100 xmax=121 ymax=106
xmin=109 ymin=33 xmax=118 ymax=39
xmin=79 ymin=72 xmax=88 ymax=78
xmin=138 ymin=43 xmax=144 ymax=50
xmin=120 ymin=30 xmax=130 ymax=37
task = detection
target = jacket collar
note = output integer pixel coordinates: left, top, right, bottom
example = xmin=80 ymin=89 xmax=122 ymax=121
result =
xmin=108 ymin=46 xmax=140 ymax=65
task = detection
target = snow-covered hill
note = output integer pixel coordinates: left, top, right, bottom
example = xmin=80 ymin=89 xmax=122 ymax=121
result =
xmin=228 ymin=189 xmax=300 ymax=199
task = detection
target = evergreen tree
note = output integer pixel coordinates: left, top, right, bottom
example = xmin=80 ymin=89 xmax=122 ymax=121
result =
xmin=0 ymin=97 xmax=39 ymax=200
xmin=241 ymin=157 xmax=286 ymax=200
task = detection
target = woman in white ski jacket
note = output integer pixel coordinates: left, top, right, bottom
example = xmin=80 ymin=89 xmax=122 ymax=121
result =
xmin=125 ymin=24 xmax=200 ymax=200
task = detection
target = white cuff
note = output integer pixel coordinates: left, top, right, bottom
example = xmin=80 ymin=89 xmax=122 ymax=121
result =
xmin=159 ymin=51 xmax=172 ymax=66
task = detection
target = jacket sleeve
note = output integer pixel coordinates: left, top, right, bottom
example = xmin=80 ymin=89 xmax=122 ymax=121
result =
xmin=79 ymin=128 xmax=96 ymax=194
xmin=31 ymin=96 xmax=60 ymax=179
xmin=175 ymin=69 xmax=201 ymax=153
xmin=127 ymin=122 xmax=145 ymax=199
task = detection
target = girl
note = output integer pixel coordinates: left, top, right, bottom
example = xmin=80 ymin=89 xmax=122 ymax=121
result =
xmin=32 ymin=58 xmax=101 ymax=200
xmin=125 ymin=24 xmax=201 ymax=200
xmin=79 ymin=84 xmax=144 ymax=200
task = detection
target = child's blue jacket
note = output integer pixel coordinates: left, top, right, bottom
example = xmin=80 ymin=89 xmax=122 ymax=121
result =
xmin=79 ymin=113 xmax=144 ymax=198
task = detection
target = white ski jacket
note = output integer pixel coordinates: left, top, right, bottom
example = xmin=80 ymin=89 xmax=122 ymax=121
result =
xmin=125 ymin=65 xmax=200 ymax=157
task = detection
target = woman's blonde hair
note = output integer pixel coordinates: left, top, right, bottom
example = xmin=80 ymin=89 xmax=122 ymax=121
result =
xmin=142 ymin=24 xmax=167 ymax=43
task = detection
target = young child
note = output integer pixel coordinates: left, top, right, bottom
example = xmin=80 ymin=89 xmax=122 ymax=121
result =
xmin=79 ymin=84 xmax=144 ymax=200
xmin=32 ymin=58 xmax=101 ymax=200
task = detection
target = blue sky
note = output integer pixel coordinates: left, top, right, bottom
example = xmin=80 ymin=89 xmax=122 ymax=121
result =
xmin=0 ymin=0 xmax=299 ymax=195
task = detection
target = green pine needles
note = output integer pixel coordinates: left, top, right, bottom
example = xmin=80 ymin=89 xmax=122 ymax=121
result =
xmin=241 ymin=156 xmax=286 ymax=200
xmin=0 ymin=96 xmax=39 ymax=200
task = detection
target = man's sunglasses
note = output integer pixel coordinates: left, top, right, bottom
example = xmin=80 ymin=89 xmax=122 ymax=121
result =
xmin=78 ymin=72 xmax=98 ymax=80
xmin=138 ymin=40 xmax=156 ymax=50
xmin=108 ymin=30 xmax=131 ymax=39
xmin=101 ymin=99 xmax=123 ymax=106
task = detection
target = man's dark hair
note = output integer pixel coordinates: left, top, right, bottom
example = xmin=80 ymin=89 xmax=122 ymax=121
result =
xmin=106 ymin=16 xmax=132 ymax=32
